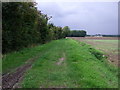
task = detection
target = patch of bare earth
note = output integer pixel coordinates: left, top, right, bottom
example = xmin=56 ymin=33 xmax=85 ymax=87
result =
xmin=2 ymin=55 xmax=40 ymax=89
xmin=56 ymin=53 xmax=65 ymax=65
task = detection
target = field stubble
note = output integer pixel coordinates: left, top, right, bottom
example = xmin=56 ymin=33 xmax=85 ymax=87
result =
xmin=68 ymin=37 xmax=119 ymax=66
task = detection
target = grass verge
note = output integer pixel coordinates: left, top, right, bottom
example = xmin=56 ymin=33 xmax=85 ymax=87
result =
xmin=2 ymin=43 xmax=52 ymax=74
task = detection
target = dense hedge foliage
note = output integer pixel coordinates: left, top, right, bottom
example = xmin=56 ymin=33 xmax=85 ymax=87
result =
xmin=2 ymin=2 xmax=70 ymax=53
xmin=2 ymin=2 xmax=87 ymax=54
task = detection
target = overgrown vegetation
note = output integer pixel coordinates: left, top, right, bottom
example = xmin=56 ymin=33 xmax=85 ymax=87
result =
xmin=2 ymin=2 xmax=69 ymax=53
xmin=2 ymin=2 xmax=87 ymax=54
xmin=89 ymin=47 xmax=105 ymax=60
xmin=3 ymin=39 xmax=116 ymax=88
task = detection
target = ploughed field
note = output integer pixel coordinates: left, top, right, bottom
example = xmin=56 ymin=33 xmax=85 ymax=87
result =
xmin=2 ymin=39 xmax=118 ymax=88
xmin=68 ymin=37 xmax=119 ymax=66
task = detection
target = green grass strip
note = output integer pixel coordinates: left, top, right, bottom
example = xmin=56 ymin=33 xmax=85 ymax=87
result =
xmin=19 ymin=39 xmax=118 ymax=88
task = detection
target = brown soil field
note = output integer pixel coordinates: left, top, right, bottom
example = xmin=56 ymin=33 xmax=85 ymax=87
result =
xmin=68 ymin=37 xmax=119 ymax=66
xmin=67 ymin=37 xmax=119 ymax=40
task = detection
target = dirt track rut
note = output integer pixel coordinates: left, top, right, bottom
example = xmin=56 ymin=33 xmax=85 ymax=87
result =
xmin=2 ymin=56 xmax=39 ymax=88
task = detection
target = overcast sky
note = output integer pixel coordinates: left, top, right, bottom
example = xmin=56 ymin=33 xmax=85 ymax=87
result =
xmin=36 ymin=1 xmax=118 ymax=35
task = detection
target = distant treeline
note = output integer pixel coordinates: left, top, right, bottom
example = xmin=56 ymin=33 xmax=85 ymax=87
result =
xmin=67 ymin=30 xmax=87 ymax=37
xmin=86 ymin=35 xmax=120 ymax=37
xmin=2 ymin=2 xmax=70 ymax=53
xmin=102 ymin=35 xmax=120 ymax=37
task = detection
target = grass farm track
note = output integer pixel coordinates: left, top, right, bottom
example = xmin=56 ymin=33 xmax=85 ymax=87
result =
xmin=2 ymin=39 xmax=118 ymax=88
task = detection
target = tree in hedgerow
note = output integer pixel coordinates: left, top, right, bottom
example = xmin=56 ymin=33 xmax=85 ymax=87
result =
xmin=63 ymin=26 xmax=70 ymax=37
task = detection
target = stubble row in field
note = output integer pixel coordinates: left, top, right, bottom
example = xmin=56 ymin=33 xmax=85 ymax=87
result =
xmin=68 ymin=37 xmax=119 ymax=66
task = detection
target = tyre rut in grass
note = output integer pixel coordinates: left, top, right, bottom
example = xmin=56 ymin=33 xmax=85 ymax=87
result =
xmin=2 ymin=55 xmax=39 ymax=88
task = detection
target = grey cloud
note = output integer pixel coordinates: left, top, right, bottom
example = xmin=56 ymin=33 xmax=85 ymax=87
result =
xmin=37 ymin=2 xmax=118 ymax=35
